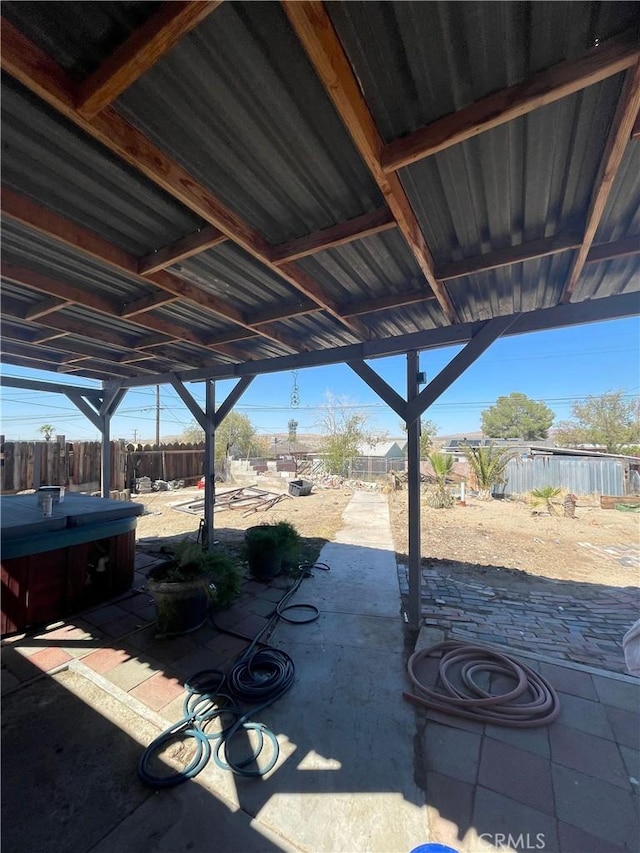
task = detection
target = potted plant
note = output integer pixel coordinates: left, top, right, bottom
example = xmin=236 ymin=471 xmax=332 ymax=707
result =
xmin=148 ymin=539 xmax=242 ymax=637
xmin=244 ymin=521 xmax=301 ymax=580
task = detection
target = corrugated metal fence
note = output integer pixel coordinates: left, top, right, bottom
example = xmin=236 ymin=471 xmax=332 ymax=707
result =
xmin=501 ymin=455 xmax=626 ymax=497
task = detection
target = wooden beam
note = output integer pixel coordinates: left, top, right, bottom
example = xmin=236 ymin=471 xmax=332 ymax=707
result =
xmin=214 ymin=376 xmax=255 ymax=426
xmin=1 ymin=188 xmax=298 ymax=351
xmin=347 ymin=360 xmax=407 ymax=420
xmin=271 ymin=207 xmax=396 ymax=263
xmin=282 ymin=1 xmax=458 ymax=324
xmin=24 ymin=297 xmax=72 ymax=320
xmin=586 ymin=235 xmax=640 ymax=264
xmin=139 ymin=225 xmax=227 ymax=275
xmin=562 ymin=62 xmax=640 ymax=302
xmin=0 ymin=23 xmax=364 ymax=340
xmin=405 ymin=316 xmax=518 ymax=425
xmin=632 ymin=108 xmax=640 ymax=138
xmin=382 ymin=30 xmax=640 ymax=172
xmin=76 ymin=1 xmax=222 ymax=119
xmin=121 ymin=293 xmax=180 ymax=318
xmin=343 ymin=289 xmax=435 ymax=317
xmin=1 ymin=260 xmax=241 ymax=358
xmin=1 ymin=341 xmax=66 ymax=366
xmin=2 ymin=261 xmax=123 ymax=315
xmin=438 ymin=233 xmax=582 ymax=281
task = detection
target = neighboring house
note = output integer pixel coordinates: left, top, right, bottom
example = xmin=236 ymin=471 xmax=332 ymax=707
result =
xmin=356 ymin=441 xmax=405 ymax=460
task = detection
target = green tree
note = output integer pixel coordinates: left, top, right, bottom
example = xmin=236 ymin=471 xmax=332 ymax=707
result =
xmin=317 ymin=392 xmax=378 ymax=476
xmin=555 ymin=391 xmax=640 ymax=453
xmin=38 ymin=424 xmax=55 ymax=442
xmin=481 ymin=392 xmax=554 ymax=440
xmin=399 ymin=417 xmax=438 ymax=457
xmin=180 ymin=411 xmax=263 ymax=460
xmin=461 ymin=442 xmax=518 ymax=500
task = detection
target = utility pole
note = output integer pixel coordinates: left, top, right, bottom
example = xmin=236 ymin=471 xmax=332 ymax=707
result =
xmin=155 ymin=385 xmax=160 ymax=447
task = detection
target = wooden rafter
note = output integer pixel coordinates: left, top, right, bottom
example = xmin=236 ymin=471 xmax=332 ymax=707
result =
xmin=562 ymin=61 xmax=640 ymax=302
xmin=382 ymin=30 xmax=640 ymax=172
xmin=0 ymin=260 xmax=242 ymax=359
xmin=0 ymin=21 xmax=367 ymax=341
xmin=343 ymin=289 xmax=435 ymax=317
xmin=1 ymin=188 xmax=298 ymax=352
xmin=76 ymin=1 xmax=222 ymax=119
xmin=24 ymin=297 xmax=72 ymax=321
xmin=586 ymin=236 xmax=640 ymax=265
xmin=139 ymin=226 xmax=227 ymax=275
xmin=282 ymin=1 xmax=458 ymax=324
xmin=439 ymin=233 xmax=582 ymax=281
xmin=271 ymin=207 xmax=396 ymax=263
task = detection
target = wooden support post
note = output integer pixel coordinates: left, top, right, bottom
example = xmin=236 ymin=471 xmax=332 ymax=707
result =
xmin=406 ymin=351 xmax=422 ymax=631
xmin=203 ymin=380 xmax=216 ymax=551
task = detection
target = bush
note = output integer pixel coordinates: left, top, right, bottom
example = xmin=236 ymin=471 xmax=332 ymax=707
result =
xmin=151 ymin=539 xmax=242 ymax=609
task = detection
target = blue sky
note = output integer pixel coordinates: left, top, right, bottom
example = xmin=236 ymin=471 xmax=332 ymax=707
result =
xmin=1 ymin=316 xmax=638 ymax=441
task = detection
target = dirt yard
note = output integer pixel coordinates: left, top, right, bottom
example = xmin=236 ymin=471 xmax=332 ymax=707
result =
xmin=131 ymin=485 xmax=354 ymax=565
xmin=388 ymin=490 xmax=639 ymax=591
xmin=132 ymin=484 xmax=639 ymax=595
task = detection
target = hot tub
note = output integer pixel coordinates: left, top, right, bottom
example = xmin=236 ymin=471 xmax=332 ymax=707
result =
xmin=1 ymin=493 xmax=143 ymax=635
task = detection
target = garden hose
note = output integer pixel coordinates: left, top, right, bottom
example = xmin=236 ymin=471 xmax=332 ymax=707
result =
xmin=404 ymin=640 xmax=560 ymax=728
xmin=137 ymin=562 xmax=330 ymax=787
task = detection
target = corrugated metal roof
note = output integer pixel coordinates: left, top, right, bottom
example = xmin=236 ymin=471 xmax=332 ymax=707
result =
xmin=573 ymin=257 xmax=640 ymax=300
xmin=1 ymin=218 xmax=156 ymax=302
xmin=293 ymin=230 xmax=426 ymax=304
xmin=1 ymin=1 xmax=161 ymax=81
xmin=398 ymin=78 xmax=624 ymax=265
xmin=151 ymin=302 xmax=232 ymax=338
xmin=1 ymin=76 xmax=203 ymax=256
xmin=171 ymin=244 xmax=300 ymax=313
xmin=595 ymin=141 xmax=640 ymax=242
xmin=447 ymin=253 xmax=576 ymax=323
xmin=365 ymin=302 xmax=443 ymax=338
xmin=328 ymin=1 xmax=640 ymax=143
xmin=273 ymin=313 xmax=360 ymax=350
xmin=116 ymin=1 xmax=383 ymax=245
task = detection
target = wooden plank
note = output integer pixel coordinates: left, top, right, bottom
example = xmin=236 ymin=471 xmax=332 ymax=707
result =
xmin=562 ymin=62 xmax=640 ymax=302
xmin=121 ymin=293 xmax=179 ymax=318
xmin=76 ymin=2 xmax=222 ymax=119
xmin=283 ymin=1 xmax=458 ymax=324
xmin=585 ymin=235 xmax=640 ymax=265
xmin=1 ymin=188 xmax=298 ymax=351
xmin=139 ymin=225 xmax=227 ymax=274
xmin=1 ymin=23 xmax=363 ymax=342
xmin=439 ymin=233 xmax=583 ymax=281
xmin=2 ymin=260 xmax=122 ymax=315
xmin=382 ymin=30 xmax=640 ymax=172
xmin=600 ymin=494 xmax=640 ymax=509
xmin=24 ymin=297 xmax=72 ymax=320
xmin=271 ymin=207 xmax=396 ymax=263
xmin=343 ymin=289 xmax=435 ymax=317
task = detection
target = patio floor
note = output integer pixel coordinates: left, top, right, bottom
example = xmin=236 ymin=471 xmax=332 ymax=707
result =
xmin=2 ymin=492 xmax=639 ymax=853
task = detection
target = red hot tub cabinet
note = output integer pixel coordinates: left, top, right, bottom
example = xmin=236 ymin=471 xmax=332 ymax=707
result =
xmin=1 ymin=493 xmax=143 ymax=635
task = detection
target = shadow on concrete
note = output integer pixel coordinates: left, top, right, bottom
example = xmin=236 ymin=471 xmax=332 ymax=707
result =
xmin=3 ymin=526 xmax=639 ymax=853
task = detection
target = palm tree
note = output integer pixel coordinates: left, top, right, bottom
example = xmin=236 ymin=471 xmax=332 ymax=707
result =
xmin=38 ymin=424 xmax=55 ymax=442
xmin=461 ymin=442 xmax=517 ymax=500
xmin=530 ymin=486 xmax=562 ymax=515
xmin=427 ymin=450 xmax=454 ymax=508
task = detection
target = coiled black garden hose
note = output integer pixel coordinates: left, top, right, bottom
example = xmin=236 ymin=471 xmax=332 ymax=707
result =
xmin=138 ymin=562 xmax=329 ymax=787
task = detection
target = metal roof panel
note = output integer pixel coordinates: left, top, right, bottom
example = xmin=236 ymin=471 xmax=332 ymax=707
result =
xmin=1 ymin=76 xmax=203 ymax=256
xmin=2 ymin=1 xmax=162 ymax=81
xmin=116 ymin=1 xmax=383 ymax=244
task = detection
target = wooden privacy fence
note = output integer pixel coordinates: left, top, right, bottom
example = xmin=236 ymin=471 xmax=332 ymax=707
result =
xmin=0 ymin=439 xmax=206 ymax=493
